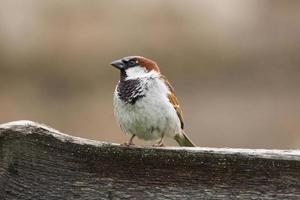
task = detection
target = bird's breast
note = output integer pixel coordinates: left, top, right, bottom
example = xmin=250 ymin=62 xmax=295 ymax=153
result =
xmin=113 ymin=78 xmax=181 ymax=140
xmin=116 ymin=78 xmax=147 ymax=105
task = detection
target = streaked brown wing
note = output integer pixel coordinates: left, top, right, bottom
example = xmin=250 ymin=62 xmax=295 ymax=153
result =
xmin=160 ymin=75 xmax=184 ymax=129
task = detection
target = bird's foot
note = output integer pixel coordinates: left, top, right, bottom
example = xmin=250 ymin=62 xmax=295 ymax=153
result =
xmin=122 ymin=141 xmax=135 ymax=146
xmin=121 ymin=135 xmax=136 ymax=147
xmin=152 ymin=141 xmax=164 ymax=147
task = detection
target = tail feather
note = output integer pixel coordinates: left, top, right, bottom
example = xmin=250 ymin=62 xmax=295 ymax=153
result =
xmin=174 ymin=131 xmax=196 ymax=147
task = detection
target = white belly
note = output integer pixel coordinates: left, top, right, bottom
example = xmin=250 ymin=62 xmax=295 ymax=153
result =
xmin=113 ymin=88 xmax=181 ymax=141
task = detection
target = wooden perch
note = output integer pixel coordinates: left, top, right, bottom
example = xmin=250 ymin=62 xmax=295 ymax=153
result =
xmin=0 ymin=121 xmax=300 ymax=199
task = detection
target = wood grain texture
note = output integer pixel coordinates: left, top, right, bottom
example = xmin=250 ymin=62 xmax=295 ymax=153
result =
xmin=0 ymin=121 xmax=300 ymax=200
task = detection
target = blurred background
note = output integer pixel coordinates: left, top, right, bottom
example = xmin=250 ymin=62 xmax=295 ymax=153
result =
xmin=1 ymin=0 xmax=300 ymax=148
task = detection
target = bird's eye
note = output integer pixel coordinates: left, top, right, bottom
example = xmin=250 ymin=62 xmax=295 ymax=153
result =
xmin=128 ymin=60 xmax=136 ymax=66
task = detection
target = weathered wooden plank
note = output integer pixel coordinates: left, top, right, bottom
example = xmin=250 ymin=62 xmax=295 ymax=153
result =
xmin=0 ymin=121 xmax=300 ymax=199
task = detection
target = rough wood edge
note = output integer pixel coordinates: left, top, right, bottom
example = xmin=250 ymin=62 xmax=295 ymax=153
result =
xmin=0 ymin=120 xmax=300 ymax=161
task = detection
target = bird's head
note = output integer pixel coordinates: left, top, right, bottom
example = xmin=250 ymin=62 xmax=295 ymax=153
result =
xmin=111 ymin=56 xmax=160 ymax=79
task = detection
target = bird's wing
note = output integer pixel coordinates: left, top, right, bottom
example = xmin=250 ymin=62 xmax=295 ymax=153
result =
xmin=160 ymin=75 xmax=184 ymax=129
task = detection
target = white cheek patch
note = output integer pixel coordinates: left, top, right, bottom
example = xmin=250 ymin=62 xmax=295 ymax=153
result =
xmin=125 ymin=66 xmax=147 ymax=80
xmin=126 ymin=66 xmax=147 ymax=77
xmin=125 ymin=66 xmax=159 ymax=80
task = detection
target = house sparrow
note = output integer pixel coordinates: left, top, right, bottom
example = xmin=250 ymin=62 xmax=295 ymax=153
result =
xmin=111 ymin=56 xmax=196 ymax=147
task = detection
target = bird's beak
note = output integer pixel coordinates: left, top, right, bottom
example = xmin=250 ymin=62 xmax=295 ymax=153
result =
xmin=110 ymin=59 xmax=125 ymax=70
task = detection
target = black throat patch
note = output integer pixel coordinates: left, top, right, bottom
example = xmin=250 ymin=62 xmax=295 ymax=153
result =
xmin=117 ymin=78 xmax=146 ymax=105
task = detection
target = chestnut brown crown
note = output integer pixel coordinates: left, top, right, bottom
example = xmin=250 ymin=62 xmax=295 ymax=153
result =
xmin=111 ymin=56 xmax=160 ymax=72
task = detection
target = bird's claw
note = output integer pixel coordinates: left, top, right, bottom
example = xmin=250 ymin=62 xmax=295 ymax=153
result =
xmin=152 ymin=142 xmax=164 ymax=147
xmin=122 ymin=141 xmax=135 ymax=147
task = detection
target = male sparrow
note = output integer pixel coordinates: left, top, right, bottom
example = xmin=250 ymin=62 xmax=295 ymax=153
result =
xmin=111 ymin=56 xmax=196 ymax=147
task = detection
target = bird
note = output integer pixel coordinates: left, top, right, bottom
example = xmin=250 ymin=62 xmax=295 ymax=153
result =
xmin=111 ymin=56 xmax=196 ymax=147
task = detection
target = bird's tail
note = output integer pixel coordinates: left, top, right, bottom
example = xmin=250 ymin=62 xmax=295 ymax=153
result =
xmin=174 ymin=130 xmax=196 ymax=147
